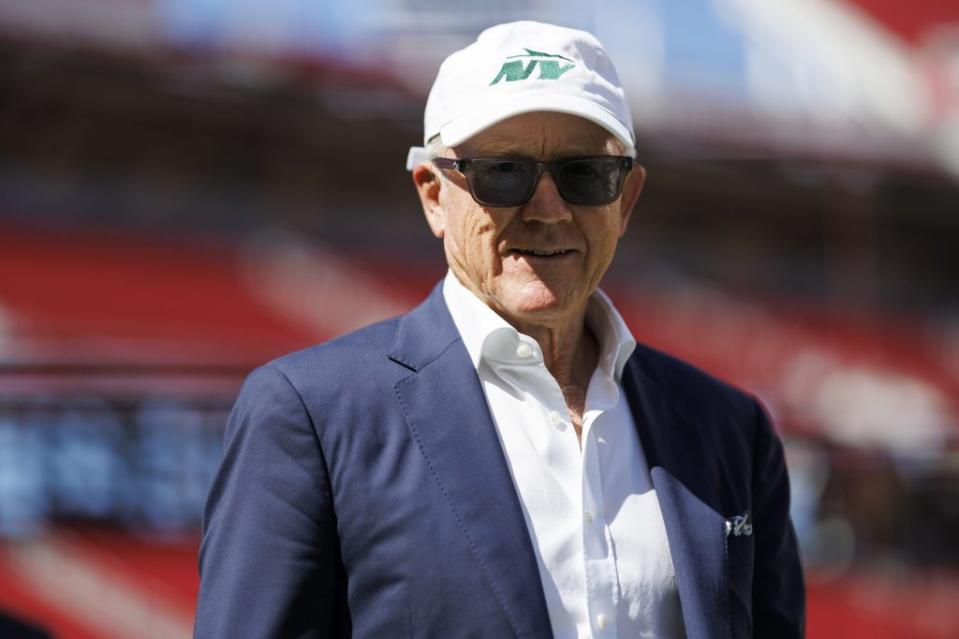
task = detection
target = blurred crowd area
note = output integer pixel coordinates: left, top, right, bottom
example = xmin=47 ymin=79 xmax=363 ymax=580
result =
xmin=1 ymin=1 xmax=959 ymax=637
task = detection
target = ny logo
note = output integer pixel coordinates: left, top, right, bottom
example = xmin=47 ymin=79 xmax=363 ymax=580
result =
xmin=490 ymin=48 xmax=576 ymax=85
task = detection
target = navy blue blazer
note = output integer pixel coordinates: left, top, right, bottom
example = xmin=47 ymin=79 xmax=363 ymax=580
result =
xmin=195 ymin=283 xmax=804 ymax=638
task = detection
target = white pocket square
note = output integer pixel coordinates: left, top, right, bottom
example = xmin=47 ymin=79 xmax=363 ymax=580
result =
xmin=725 ymin=512 xmax=753 ymax=538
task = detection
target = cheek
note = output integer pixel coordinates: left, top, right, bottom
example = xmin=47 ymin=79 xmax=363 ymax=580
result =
xmin=585 ymin=211 xmax=624 ymax=261
xmin=441 ymin=199 xmax=504 ymax=266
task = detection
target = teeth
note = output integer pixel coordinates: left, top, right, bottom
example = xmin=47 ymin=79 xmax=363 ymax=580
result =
xmin=521 ymin=249 xmax=568 ymax=256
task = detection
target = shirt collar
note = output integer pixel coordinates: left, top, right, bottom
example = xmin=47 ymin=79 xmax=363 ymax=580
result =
xmin=442 ymin=270 xmax=636 ymax=382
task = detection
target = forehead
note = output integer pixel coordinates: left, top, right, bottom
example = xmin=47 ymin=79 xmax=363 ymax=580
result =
xmin=455 ymin=111 xmax=620 ymax=158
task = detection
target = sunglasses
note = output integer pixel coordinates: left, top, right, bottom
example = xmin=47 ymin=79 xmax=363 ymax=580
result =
xmin=432 ymin=155 xmax=634 ymax=208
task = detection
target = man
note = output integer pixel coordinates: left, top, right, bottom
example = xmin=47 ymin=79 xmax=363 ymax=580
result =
xmin=195 ymin=21 xmax=804 ymax=638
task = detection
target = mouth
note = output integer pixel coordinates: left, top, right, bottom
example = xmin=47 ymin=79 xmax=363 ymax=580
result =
xmin=509 ymin=248 xmax=576 ymax=258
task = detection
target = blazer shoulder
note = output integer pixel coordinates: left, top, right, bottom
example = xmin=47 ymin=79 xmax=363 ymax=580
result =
xmin=629 ymin=341 xmax=761 ymax=422
xmin=265 ymin=316 xmax=403 ymax=387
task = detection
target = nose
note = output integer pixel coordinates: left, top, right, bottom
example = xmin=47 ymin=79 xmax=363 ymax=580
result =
xmin=520 ymin=171 xmax=574 ymax=224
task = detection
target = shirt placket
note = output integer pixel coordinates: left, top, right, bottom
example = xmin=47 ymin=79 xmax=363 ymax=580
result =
xmin=536 ymin=366 xmax=602 ymax=636
xmin=581 ymin=408 xmax=618 ymax=637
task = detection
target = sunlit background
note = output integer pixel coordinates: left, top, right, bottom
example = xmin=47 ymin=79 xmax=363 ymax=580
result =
xmin=0 ymin=0 xmax=957 ymax=637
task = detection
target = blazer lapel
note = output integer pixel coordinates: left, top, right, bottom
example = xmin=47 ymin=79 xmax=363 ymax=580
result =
xmin=622 ymin=356 xmax=729 ymax=639
xmin=389 ymin=285 xmax=552 ymax=639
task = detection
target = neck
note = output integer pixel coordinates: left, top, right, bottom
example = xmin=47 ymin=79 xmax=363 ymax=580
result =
xmin=515 ymin=312 xmax=593 ymax=379
xmin=512 ymin=308 xmax=599 ymax=444
xmin=447 ymin=268 xmax=600 ymax=401
xmin=505 ymin=308 xmax=599 ymax=418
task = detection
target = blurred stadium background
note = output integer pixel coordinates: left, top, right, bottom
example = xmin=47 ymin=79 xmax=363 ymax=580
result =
xmin=0 ymin=0 xmax=957 ymax=636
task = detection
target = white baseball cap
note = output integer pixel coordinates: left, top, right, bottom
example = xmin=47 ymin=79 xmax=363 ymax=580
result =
xmin=406 ymin=21 xmax=635 ymax=169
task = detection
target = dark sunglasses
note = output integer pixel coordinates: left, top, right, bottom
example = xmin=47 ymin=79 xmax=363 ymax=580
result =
xmin=432 ymin=155 xmax=634 ymax=208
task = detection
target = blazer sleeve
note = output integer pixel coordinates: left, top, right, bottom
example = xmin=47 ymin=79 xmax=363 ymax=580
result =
xmin=750 ymin=399 xmax=806 ymax=637
xmin=195 ymin=364 xmax=344 ymax=638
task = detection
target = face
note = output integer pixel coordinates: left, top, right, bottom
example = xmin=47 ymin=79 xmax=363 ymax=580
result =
xmin=414 ymin=112 xmax=645 ymax=330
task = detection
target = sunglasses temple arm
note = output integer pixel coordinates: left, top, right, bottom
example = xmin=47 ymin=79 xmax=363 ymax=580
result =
xmin=406 ymin=147 xmax=430 ymax=171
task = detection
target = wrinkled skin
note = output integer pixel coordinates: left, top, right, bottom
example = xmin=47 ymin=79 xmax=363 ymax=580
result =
xmin=413 ymin=111 xmax=645 ymax=369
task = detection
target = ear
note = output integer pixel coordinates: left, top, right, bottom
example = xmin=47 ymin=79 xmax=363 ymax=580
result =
xmin=616 ymin=164 xmax=646 ymax=236
xmin=412 ymin=164 xmax=446 ymax=238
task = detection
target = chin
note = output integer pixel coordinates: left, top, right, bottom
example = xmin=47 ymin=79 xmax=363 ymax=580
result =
xmin=498 ymin=282 xmax=578 ymax=324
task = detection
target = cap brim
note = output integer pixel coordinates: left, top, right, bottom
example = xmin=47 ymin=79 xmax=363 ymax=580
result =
xmin=438 ymin=93 xmax=635 ymax=157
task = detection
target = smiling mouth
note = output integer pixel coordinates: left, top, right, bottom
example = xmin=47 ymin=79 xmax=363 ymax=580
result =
xmin=511 ymin=248 xmax=575 ymax=257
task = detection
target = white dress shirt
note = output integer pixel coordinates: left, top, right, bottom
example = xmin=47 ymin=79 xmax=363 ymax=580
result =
xmin=443 ymin=271 xmax=686 ymax=639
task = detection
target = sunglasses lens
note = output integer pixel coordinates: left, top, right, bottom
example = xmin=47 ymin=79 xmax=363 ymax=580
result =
xmin=457 ymin=156 xmax=629 ymax=207
xmin=557 ymin=158 xmax=624 ymax=205
xmin=469 ymin=158 xmax=536 ymax=206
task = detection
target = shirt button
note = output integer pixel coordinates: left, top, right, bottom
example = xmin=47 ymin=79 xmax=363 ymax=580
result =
xmin=548 ymin=411 xmax=566 ymax=429
xmin=515 ymin=343 xmax=533 ymax=359
xmin=584 ymin=510 xmax=594 ymax=523
xmin=596 ymin=613 xmax=608 ymax=630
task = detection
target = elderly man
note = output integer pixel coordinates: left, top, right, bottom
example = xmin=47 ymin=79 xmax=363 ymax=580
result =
xmin=195 ymin=21 xmax=804 ymax=639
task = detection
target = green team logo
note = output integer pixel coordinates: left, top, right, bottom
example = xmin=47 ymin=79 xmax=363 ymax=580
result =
xmin=490 ymin=48 xmax=576 ymax=85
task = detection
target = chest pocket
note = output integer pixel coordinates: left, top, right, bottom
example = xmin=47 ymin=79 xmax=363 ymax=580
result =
xmin=725 ymin=513 xmax=755 ymax=633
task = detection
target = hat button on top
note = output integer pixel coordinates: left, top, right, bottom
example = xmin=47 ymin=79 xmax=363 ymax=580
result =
xmin=515 ymin=342 xmax=533 ymax=359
